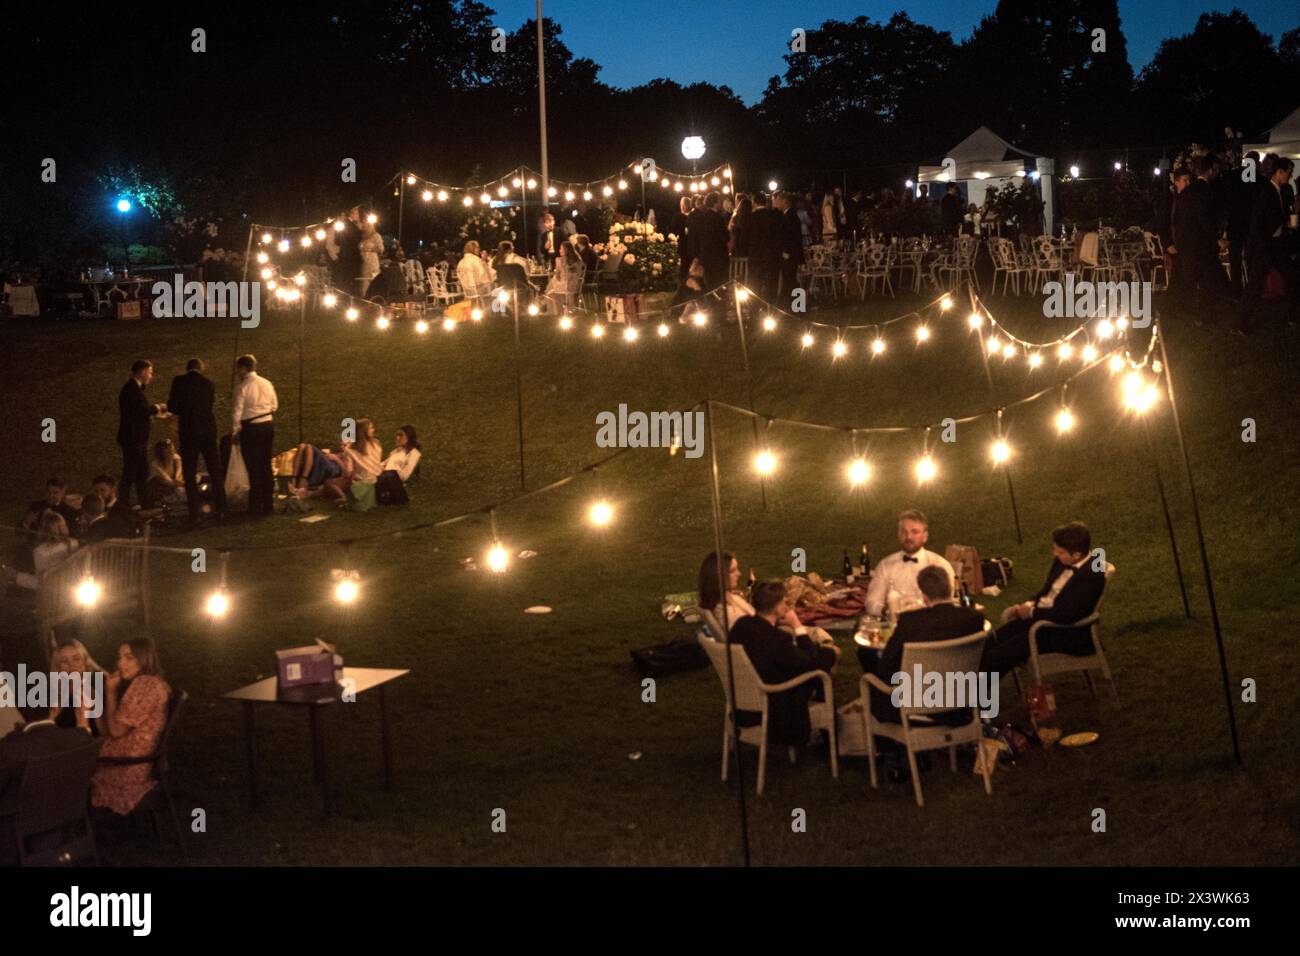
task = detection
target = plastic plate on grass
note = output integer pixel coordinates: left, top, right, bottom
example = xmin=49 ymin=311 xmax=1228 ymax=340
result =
xmin=1059 ymin=731 xmax=1100 ymax=747
xmin=524 ymin=606 xmax=552 ymax=614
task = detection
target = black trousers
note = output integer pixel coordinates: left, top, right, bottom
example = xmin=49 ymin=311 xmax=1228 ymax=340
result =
xmin=240 ymin=420 xmax=275 ymax=514
xmin=180 ymin=431 xmax=227 ymax=520
xmin=778 ymin=256 xmax=800 ymax=299
xmin=118 ymin=441 xmax=150 ymax=508
xmin=1169 ymin=248 xmax=1231 ymax=324
xmin=1239 ymin=240 xmax=1300 ymax=330
xmin=982 ymin=617 xmax=1093 ymax=676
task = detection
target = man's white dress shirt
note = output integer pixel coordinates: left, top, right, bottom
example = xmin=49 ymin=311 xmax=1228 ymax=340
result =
xmin=864 ymin=547 xmax=955 ymax=617
xmin=231 ymin=371 xmax=278 ymax=433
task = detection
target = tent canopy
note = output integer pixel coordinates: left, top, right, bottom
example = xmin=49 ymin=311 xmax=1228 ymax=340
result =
xmin=1243 ymin=105 xmax=1300 ymax=160
xmin=917 ymin=126 xmax=1044 ymax=184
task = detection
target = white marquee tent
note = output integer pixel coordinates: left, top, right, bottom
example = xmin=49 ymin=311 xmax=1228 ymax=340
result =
xmin=917 ymin=126 xmax=1057 ymax=233
xmin=1243 ymin=105 xmax=1300 ymax=161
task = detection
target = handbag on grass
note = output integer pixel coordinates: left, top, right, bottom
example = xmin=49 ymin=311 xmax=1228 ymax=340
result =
xmin=347 ymin=480 xmax=377 ymax=512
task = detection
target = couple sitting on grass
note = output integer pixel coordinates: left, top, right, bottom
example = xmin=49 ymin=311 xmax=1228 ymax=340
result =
xmin=287 ymin=419 xmax=421 ymax=506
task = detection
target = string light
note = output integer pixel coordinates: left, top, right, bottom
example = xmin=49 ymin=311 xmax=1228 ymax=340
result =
xmin=333 ymin=220 xmax=345 ymax=232
xmin=846 ymin=457 xmax=872 ymax=486
xmin=497 ymin=291 xmax=511 ymax=305
xmin=990 ymin=439 xmax=1011 ymax=465
xmin=322 ymin=293 xmax=337 ymax=308
xmin=527 ymin=303 xmax=540 ymax=316
xmin=657 ymin=322 xmax=670 ymax=337
xmin=205 ymin=589 xmax=230 ymax=618
xmin=916 ymin=325 xmax=931 ymax=342
xmin=438 ymin=190 xmax=449 ymax=202
xmin=1123 ymin=372 xmax=1160 ymax=413
xmin=422 ymin=189 xmax=433 ymax=201
xmin=692 ymin=310 xmax=708 ymax=326
xmin=260 ymin=232 xmax=272 ymax=244
xmin=940 ymin=296 xmax=954 ymax=311
xmin=871 ymin=337 xmax=886 ymax=355
xmin=1081 ymin=344 xmax=1098 ymax=362
xmin=753 ymin=449 xmax=778 ymax=476
xmin=512 ymin=176 xmax=523 ymax=188
xmin=623 ymin=326 xmax=639 ymax=342
xmin=1001 ymin=343 xmax=1016 ymax=360
xmin=832 ymin=340 xmax=848 ymax=359
xmin=300 ymin=235 xmax=312 ymax=248
xmin=486 ymin=544 xmax=510 ymax=573
xmin=736 ymin=288 xmax=750 ymax=303
xmin=527 ymin=178 xmax=538 ymax=189
xmin=801 ymin=332 xmax=814 ymax=348
xmin=314 ymin=229 xmax=326 ymax=241
xmin=1096 ymin=318 xmax=1115 ymax=338
xmin=1028 ymin=352 xmax=1043 ymax=368
xmin=260 ymin=267 xmax=273 ymax=280
xmin=1055 ymin=407 xmax=1076 ymax=433
xmin=334 ymin=572 xmax=360 ymax=604
xmin=559 ymin=315 xmax=574 ymax=331
xmin=406 ymin=174 xmax=416 ymax=186
xmin=471 ymin=307 xmax=484 ymax=321
xmin=1108 ymin=354 xmax=1125 ymax=373
xmin=591 ymin=324 xmax=605 ymax=338
xmin=74 ymin=575 xmax=101 ymax=608
xmin=278 ymin=239 xmax=290 ymax=252
xmin=266 ymin=280 xmax=277 ymax=290
xmin=987 ymin=336 xmax=1001 ymax=355
xmin=256 ymin=251 xmax=269 ymax=264
xmin=967 ymin=313 xmax=983 ymax=329
xmin=1058 ymin=342 xmax=1074 ymax=360
xmin=367 ymin=213 xmax=378 ymax=224
xmin=588 ymin=500 xmax=614 ymax=527
xmin=462 ymin=196 xmax=473 ymax=207
xmin=762 ymin=315 xmax=777 ymax=332
xmin=617 ymin=179 xmax=628 ymax=190
xmin=376 ymin=315 xmax=390 ymax=330
xmin=915 ymin=455 xmax=937 ymax=483
xmin=443 ymin=318 xmax=458 ymax=332
xmin=345 ymin=307 xmax=359 ymax=321
xmin=412 ymin=319 xmax=428 ymax=334
xmin=293 ymin=273 xmax=307 ymax=286
xmin=497 ymin=186 xmax=509 ymax=198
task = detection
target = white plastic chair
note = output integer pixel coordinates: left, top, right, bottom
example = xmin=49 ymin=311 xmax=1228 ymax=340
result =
xmin=857 ymin=244 xmax=894 ymax=298
xmin=1026 ymin=563 xmax=1117 ymax=700
xmin=859 ymin=630 xmax=991 ymax=807
xmin=697 ymin=628 xmax=838 ymax=796
xmin=426 ymin=262 xmax=462 ymax=308
xmin=729 ymin=257 xmax=749 ymax=287
xmin=402 ymin=259 xmax=426 ymax=295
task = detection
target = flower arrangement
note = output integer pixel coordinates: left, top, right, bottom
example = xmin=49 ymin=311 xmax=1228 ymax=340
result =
xmin=458 ymin=207 xmax=518 ymax=250
xmin=600 ymin=220 xmax=678 ymax=293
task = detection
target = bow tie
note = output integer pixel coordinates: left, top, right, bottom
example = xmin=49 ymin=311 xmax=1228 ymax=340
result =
xmin=902 ymin=555 xmax=919 ymax=563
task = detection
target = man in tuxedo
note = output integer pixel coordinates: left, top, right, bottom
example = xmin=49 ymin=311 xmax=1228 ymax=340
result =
xmin=982 ymin=521 xmax=1106 ymax=675
xmin=231 ymin=354 xmax=279 ymax=516
xmin=774 ymin=191 xmax=805 ymax=299
xmin=1237 ymin=155 xmax=1298 ymax=334
xmin=535 ymin=213 xmax=557 ymax=263
xmin=167 ymin=358 xmax=227 ymax=523
xmin=729 ymin=580 xmax=840 ymax=747
xmin=864 ymin=509 xmax=956 ymax=618
xmin=116 ymin=359 xmax=165 ymax=509
xmin=0 ymin=695 xmax=97 ymax=865
xmin=748 ymin=193 xmax=783 ymax=301
xmin=1169 ymin=158 xmax=1231 ymax=326
xmin=1225 ymin=151 xmax=1261 ymax=295
xmin=866 ymin=566 xmax=987 ymax=725
xmin=20 ymin=477 xmax=80 ymax=531
xmin=689 ymin=192 xmax=729 ymax=292
xmin=940 ymin=184 xmax=964 ymax=236
xmin=327 ymin=206 xmax=364 ymax=296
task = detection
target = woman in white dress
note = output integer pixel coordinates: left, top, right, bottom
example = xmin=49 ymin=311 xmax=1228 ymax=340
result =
xmin=358 ymin=223 xmax=385 ymax=295
xmin=544 ymin=242 xmax=581 ymax=311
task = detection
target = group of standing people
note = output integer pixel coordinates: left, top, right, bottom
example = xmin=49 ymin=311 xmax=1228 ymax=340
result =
xmin=324 ymin=206 xmax=386 ymax=297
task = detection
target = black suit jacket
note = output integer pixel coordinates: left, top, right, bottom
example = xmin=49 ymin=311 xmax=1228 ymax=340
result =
xmin=730 ymin=615 xmax=835 ymax=746
xmin=116 ymin=378 xmax=155 ymax=447
xmin=941 ymin=194 xmax=964 ymax=233
xmin=0 ymin=723 xmax=94 ymax=817
xmin=1173 ymin=179 xmax=1219 ymax=259
xmin=749 ymin=207 xmax=782 ymax=264
xmin=1246 ymin=181 xmax=1294 ymax=258
xmin=1029 ymin=558 xmax=1106 ymax=626
xmin=873 ymin=602 xmax=987 ymax=724
xmin=779 ymin=208 xmax=804 ymax=263
xmin=166 ymin=370 xmax=218 ymax=441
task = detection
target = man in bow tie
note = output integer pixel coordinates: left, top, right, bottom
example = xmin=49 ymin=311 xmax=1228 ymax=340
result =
xmin=864 ymin=510 xmax=955 ymax=618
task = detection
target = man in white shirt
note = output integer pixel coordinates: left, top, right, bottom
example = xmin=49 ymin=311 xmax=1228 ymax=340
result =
xmin=231 ymin=354 xmax=278 ymax=516
xmin=864 ymin=509 xmax=955 ymax=618
xmin=455 ymin=240 xmax=494 ymax=306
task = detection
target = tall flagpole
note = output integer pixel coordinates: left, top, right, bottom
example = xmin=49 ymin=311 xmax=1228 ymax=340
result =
xmin=536 ymin=3 xmax=549 ymax=214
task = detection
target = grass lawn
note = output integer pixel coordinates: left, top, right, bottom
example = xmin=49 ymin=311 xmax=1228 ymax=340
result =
xmin=3 ymin=286 xmax=1298 ymax=866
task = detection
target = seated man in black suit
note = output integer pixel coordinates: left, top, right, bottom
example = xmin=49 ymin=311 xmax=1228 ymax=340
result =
xmin=983 ymin=521 xmax=1105 ymax=675
xmin=729 ymin=580 xmax=840 ymax=747
xmin=0 ymin=694 xmax=97 ymax=865
xmin=866 ymin=565 xmax=988 ymax=726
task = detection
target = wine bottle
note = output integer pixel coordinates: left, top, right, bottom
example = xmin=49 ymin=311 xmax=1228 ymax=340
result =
xmin=860 ymin=543 xmax=871 ymax=583
xmin=842 ymin=550 xmax=852 ymax=581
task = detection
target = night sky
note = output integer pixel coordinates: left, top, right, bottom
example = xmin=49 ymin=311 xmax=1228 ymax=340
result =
xmin=491 ymin=0 xmax=1299 ymax=103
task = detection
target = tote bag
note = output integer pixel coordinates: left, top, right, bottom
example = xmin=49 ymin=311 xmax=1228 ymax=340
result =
xmin=225 ymin=444 xmax=250 ymax=503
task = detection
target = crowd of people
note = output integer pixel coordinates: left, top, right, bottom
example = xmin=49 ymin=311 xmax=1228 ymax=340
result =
xmin=697 ymin=512 xmax=1105 ymax=780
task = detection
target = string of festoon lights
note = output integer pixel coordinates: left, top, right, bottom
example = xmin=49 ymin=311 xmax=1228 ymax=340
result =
xmin=49 ymin=314 xmax=1164 ymax=619
xmin=392 ymin=160 xmax=735 ymax=205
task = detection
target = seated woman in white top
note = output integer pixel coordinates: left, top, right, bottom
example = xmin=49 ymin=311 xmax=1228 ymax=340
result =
xmin=697 ymin=550 xmax=832 ymax=644
xmin=3 ymin=511 xmax=79 ymax=590
xmin=341 ymin=417 xmax=384 ymax=481
xmin=455 ymin=240 xmax=495 ymax=301
xmin=380 ymin=425 xmax=422 ymax=482
xmin=544 ymin=241 xmax=583 ymax=309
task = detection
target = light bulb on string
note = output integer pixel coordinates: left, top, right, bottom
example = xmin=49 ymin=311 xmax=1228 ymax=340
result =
xmin=1081 ymin=344 xmax=1098 ymax=362
xmin=260 ymin=232 xmax=273 ymax=244
xmin=479 ymin=192 xmax=491 ymax=204
xmin=1055 ymin=407 xmax=1076 ymax=433
xmin=366 ymin=213 xmax=378 ymax=224
xmin=462 ymin=196 xmax=473 ymax=207
xmin=376 ymin=315 xmax=390 ymax=330
xmin=762 ymin=315 xmax=777 ymax=332
xmin=438 ymin=190 xmax=449 ymax=202
xmin=987 ymin=336 xmax=1001 ymax=355
xmin=967 ymin=312 xmax=983 ymax=329
xmin=1096 ymin=318 xmax=1115 ymax=339
xmin=871 ymin=337 xmax=886 ymax=355
xmin=1108 ymin=354 xmax=1125 ymax=373
xmin=602 ymin=185 xmax=614 ymax=197
xmin=421 ymin=190 xmax=433 ymax=201
xmin=333 ymin=220 xmax=345 ymax=232
xmin=916 ymin=325 xmax=931 ymax=342
xmin=915 ymin=454 xmax=937 ymax=483
xmin=74 ymin=575 xmax=102 ymax=608
xmin=527 ymin=303 xmax=540 ymax=316
xmin=801 ymin=332 xmax=814 ymax=348
xmin=512 ymin=177 xmax=523 ymax=188
xmin=591 ymin=323 xmax=605 ymax=339
xmin=314 ymin=229 xmax=326 ymax=241
xmin=588 ymin=499 xmax=614 ymax=527
xmin=940 ymin=296 xmax=954 ymax=311
xmin=260 ymin=267 xmax=273 ymax=280
xmin=1116 ymin=316 xmax=1129 ymax=330
xmin=345 ymin=307 xmax=359 ymax=321
xmin=406 ymin=174 xmax=416 ymax=186
xmin=564 ymin=190 xmax=575 ymax=202
xmin=990 ymin=438 xmax=1011 ymax=465
xmin=559 ymin=314 xmax=574 ymax=331
xmin=486 ymin=543 xmax=510 ymax=574
xmin=411 ymin=319 xmax=427 ymax=334
xmin=1001 ymin=343 xmax=1016 ymax=360
xmin=692 ymin=310 xmax=707 ymax=326
xmin=753 ymin=449 xmax=778 ymax=476
xmin=832 ymin=340 xmax=848 ymax=359
xmin=527 ymin=178 xmax=537 ymax=189
xmin=470 ymin=307 xmax=483 ymax=321
xmin=1058 ymin=342 xmax=1073 ymax=360
xmin=547 ymin=186 xmax=558 ymax=197
xmin=617 ymin=179 xmax=628 ymax=190
xmin=256 ymin=251 xmax=269 ymax=264
xmin=334 ymin=572 xmax=360 ymax=604
xmin=293 ymin=273 xmax=307 ymax=286
xmin=657 ymin=322 xmax=670 ymax=337
xmin=300 ymin=235 xmax=312 ymax=248
xmin=322 ymin=293 xmax=337 ymax=308
xmin=205 ymin=589 xmax=230 ymax=619
xmin=1028 ymin=351 xmax=1043 ymax=368
xmin=441 ymin=318 xmax=456 ymax=332
xmin=736 ymin=288 xmax=749 ymax=303
xmin=497 ymin=186 xmax=508 ymax=198
xmin=497 ymin=291 xmax=510 ymax=305
xmin=266 ymin=280 xmax=277 ymax=290
xmin=623 ymin=326 xmax=639 ymax=342
xmin=846 ymin=457 xmax=872 ymax=487
xmin=277 ymin=239 xmax=290 ymax=252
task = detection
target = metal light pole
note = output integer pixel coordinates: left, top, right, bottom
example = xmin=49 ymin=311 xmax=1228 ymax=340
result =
xmin=536 ymin=2 xmax=549 ymax=209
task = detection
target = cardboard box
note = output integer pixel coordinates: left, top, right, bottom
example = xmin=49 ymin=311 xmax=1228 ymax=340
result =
xmin=116 ymin=299 xmax=142 ymax=320
xmin=276 ymin=639 xmax=343 ymax=689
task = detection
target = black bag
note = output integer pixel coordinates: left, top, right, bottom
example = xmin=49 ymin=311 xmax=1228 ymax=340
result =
xmin=981 ymin=557 xmax=1014 ymax=589
xmin=630 ymin=638 xmax=707 ymax=676
xmin=375 ymin=469 xmax=408 ymax=506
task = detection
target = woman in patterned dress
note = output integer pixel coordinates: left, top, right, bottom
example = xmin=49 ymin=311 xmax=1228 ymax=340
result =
xmin=91 ymin=638 xmax=171 ymax=815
